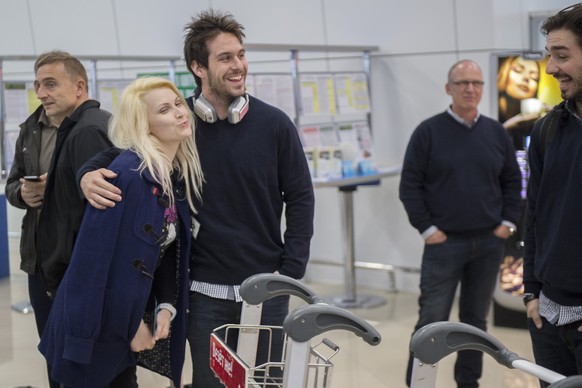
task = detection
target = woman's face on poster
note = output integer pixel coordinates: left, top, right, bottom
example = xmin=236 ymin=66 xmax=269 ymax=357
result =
xmin=505 ymin=57 xmax=540 ymax=100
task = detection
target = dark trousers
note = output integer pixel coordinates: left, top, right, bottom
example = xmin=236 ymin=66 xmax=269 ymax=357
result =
xmin=62 ymin=365 xmax=137 ymax=388
xmin=28 ymin=272 xmax=60 ymax=388
xmin=187 ymin=291 xmax=289 ymax=388
xmin=528 ymin=317 xmax=582 ymax=388
xmin=406 ymin=233 xmax=505 ymax=388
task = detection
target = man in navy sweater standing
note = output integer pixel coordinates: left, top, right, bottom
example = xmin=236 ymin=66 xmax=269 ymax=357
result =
xmin=78 ymin=9 xmax=315 ymax=388
xmin=524 ymin=4 xmax=582 ymax=387
xmin=400 ymin=59 xmax=521 ymax=388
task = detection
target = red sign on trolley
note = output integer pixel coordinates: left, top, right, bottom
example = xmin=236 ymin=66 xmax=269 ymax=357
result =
xmin=210 ymin=333 xmax=248 ymax=388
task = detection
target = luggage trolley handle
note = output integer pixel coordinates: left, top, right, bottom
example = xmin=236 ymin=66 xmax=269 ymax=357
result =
xmin=281 ymin=304 xmax=381 ymax=388
xmin=409 ymin=322 xmax=569 ymax=387
xmin=283 ymin=303 xmax=382 ymax=345
xmin=236 ymin=273 xmax=322 ymax=369
xmin=410 ymin=321 xmax=520 ymax=367
xmin=240 ymin=273 xmax=324 ymax=305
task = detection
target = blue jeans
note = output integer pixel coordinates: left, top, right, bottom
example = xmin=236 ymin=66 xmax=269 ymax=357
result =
xmin=187 ymin=291 xmax=289 ymax=388
xmin=528 ymin=317 xmax=582 ymax=388
xmin=406 ymin=233 xmax=505 ymax=388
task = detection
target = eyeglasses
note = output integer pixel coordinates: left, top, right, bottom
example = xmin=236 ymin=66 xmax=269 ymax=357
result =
xmin=558 ymin=2 xmax=582 ymax=14
xmin=450 ymin=80 xmax=485 ymax=88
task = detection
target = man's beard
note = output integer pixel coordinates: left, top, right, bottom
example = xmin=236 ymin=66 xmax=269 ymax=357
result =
xmin=207 ymin=70 xmax=244 ymax=106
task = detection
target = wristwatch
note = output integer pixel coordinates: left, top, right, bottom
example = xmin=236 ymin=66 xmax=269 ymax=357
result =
xmin=522 ymin=293 xmax=538 ymax=306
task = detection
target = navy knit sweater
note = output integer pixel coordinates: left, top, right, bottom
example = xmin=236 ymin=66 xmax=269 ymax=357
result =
xmin=189 ymin=95 xmax=314 ymax=284
xmin=399 ymin=111 xmax=521 ymax=235
xmin=524 ymin=104 xmax=582 ymax=304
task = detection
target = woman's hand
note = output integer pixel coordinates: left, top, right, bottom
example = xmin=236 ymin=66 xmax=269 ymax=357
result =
xmin=154 ymin=309 xmax=172 ymax=340
xmin=130 ymin=319 xmax=156 ymax=352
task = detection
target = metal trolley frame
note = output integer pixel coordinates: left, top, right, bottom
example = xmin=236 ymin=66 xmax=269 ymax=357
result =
xmin=210 ymin=273 xmax=382 ymax=388
xmin=409 ymin=321 xmax=582 ymax=388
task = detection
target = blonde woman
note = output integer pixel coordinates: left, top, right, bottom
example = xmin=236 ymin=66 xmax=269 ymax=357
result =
xmin=39 ymin=77 xmax=203 ymax=388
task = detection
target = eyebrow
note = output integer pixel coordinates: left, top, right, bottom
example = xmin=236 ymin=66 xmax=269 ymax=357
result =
xmin=216 ymin=48 xmax=245 ymax=57
xmin=38 ymin=76 xmax=57 ymax=82
xmin=34 ymin=76 xmax=57 ymax=85
xmin=155 ymin=101 xmax=172 ymax=110
xmin=546 ymin=44 xmax=569 ymax=52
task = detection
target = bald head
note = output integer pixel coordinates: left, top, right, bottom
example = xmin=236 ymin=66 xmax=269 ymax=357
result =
xmin=447 ymin=60 xmax=482 ymax=83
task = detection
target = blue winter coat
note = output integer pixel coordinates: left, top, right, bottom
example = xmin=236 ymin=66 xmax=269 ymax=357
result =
xmin=38 ymin=150 xmax=192 ymax=388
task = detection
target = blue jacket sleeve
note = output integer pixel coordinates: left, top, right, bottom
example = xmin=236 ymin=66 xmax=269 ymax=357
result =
xmin=61 ymin=173 xmax=129 ymax=364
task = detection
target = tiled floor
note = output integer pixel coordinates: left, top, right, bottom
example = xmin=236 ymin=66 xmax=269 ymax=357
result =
xmin=0 ymin=236 xmax=542 ymax=388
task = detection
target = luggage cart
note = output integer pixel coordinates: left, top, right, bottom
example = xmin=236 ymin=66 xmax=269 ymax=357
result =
xmin=409 ymin=321 xmax=582 ymax=387
xmin=210 ymin=273 xmax=382 ymax=388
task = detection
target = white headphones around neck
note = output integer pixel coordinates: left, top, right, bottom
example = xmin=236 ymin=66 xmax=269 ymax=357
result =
xmin=193 ymin=93 xmax=250 ymax=124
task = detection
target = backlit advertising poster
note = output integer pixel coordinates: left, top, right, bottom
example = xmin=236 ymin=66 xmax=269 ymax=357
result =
xmin=492 ymin=52 xmax=562 ymax=315
xmin=495 ymin=53 xmax=562 ymax=141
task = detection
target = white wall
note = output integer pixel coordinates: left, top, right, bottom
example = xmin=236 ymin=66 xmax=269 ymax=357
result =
xmin=0 ymin=0 xmax=573 ymax=293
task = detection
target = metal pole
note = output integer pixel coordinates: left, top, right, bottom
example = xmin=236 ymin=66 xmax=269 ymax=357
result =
xmin=88 ymin=59 xmax=99 ymax=101
xmin=168 ymin=60 xmax=176 ymax=83
xmin=0 ymin=59 xmax=6 ymax=178
xmin=341 ymin=189 xmax=356 ymax=302
xmin=290 ymin=49 xmax=302 ymax=125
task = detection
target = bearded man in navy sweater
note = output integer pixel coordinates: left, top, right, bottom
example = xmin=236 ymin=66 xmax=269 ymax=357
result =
xmin=400 ymin=59 xmax=521 ymax=388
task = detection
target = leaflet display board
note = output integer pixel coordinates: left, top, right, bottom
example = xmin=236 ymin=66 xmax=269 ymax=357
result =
xmin=299 ymin=73 xmax=337 ymax=116
xmin=97 ymin=79 xmax=133 ymax=114
xmin=333 ymin=72 xmax=371 ymax=114
xmin=246 ymin=73 xmax=296 ymax=120
xmin=2 ymin=82 xmax=41 ymax=174
xmin=491 ymin=52 xmax=562 ymax=324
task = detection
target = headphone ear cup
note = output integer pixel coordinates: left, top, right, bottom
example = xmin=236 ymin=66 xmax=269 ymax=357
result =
xmin=227 ymin=93 xmax=250 ymax=124
xmin=193 ymin=94 xmax=217 ymax=123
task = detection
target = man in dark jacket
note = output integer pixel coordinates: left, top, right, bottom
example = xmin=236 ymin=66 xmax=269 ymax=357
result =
xmin=4 ymin=50 xmax=112 ymax=388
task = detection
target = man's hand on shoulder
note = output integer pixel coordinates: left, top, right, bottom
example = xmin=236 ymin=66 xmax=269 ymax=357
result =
xmin=80 ymin=168 xmax=122 ymax=209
